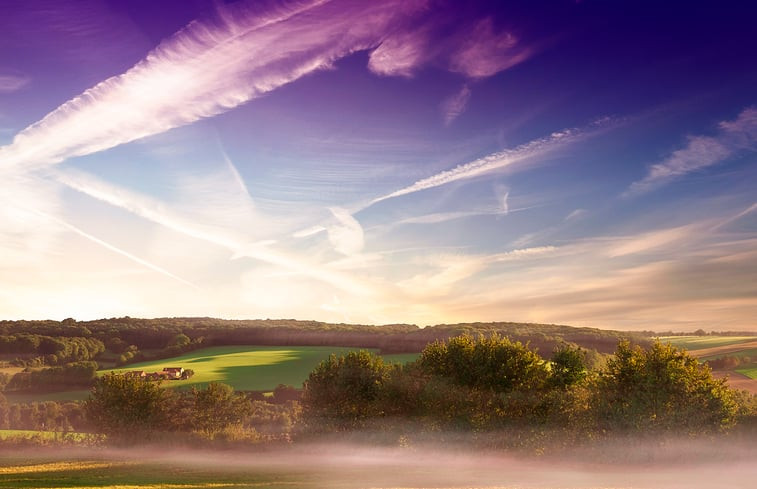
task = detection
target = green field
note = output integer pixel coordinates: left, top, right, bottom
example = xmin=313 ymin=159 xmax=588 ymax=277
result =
xmin=0 ymin=458 xmax=305 ymax=489
xmin=4 ymin=389 xmax=91 ymax=404
xmin=100 ymin=345 xmax=419 ymax=392
xmin=700 ymin=347 xmax=757 ymax=361
xmin=736 ymin=366 xmax=757 ymax=380
xmin=657 ymin=336 xmax=756 ymax=350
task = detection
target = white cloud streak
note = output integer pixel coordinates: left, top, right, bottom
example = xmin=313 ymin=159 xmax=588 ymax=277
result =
xmin=53 ymin=168 xmax=373 ymax=296
xmin=441 ymin=84 xmax=471 ymax=125
xmin=27 ymin=207 xmax=197 ymax=288
xmin=627 ymin=107 xmax=757 ymax=195
xmin=369 ymin=126 xmax=589 ymax=206
xmin=0 ymin=0 xmax=430 ymax=170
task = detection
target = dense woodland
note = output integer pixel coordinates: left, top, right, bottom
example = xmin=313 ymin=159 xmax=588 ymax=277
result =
xmin=0 ymin=317 xmax=648 ymax=394
xmin=0 ymin=316 xmax=645 ymax=365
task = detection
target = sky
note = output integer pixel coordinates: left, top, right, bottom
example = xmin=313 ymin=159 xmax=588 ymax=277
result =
xmin=0 ymin=0 xmax=755 ymax=331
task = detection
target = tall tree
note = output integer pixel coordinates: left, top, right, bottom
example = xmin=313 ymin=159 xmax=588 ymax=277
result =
xmin=85 ymin=373 xmax=174 ymax=442
xmin=592 ymin=340 xmax=739 ymax=433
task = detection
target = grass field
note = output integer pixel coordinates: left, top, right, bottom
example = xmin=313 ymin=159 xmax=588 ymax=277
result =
xmin=0 ymin=458 xmax=305 ymax=489
xmin=657 ymin=336 xmax=757 ymax=350
xmin=4 ymin=346 xmax=417 ymax=403
xmin=700 ymin=347 xmax=757 ymax=361
xmin=100 ymin=346 xmax=418 ymax=392
xmin=4 ymin=389 xmax=92 ymax=404
xmin=736 ymin=366 xmax=757 ymax=380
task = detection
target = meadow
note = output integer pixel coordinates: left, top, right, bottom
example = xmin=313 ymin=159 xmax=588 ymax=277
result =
xmin=657 ymin=335 xmax=757 ymax=350
xmin=99 ymin=346 xmax=418 ymax=392
xmin=0 ymin=457 xmax=304 ymax=489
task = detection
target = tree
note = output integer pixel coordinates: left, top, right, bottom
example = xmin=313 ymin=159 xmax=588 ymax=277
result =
xmin=85 ymin=373 xmax=173 ymax=442
xmin=419 ymin=333 xmax=548 ymax=393
xmin=592 ymin=340 xmax=739 ymax=433
xmin=301 ymin=350 xmax=389 ymax=430
xmin=272 ymin=384 xmax=301 ymax=404
xmin=191 ymin=382 xmax=250 ymax=437
xmin=549 ymin=344 xmax=587 ymax=389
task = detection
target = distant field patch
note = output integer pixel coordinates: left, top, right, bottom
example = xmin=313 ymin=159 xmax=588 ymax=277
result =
xmin=100 ymin=346 xmax=418 ymax=392
xmin=657 ymin=336 xmax=757 ymax=350
xmin=700 ymin=347 xmax=757 ymax=361
xmin=3 ymin=389 xmax=91 ymax=404
xmin=736 ymin=366 xmax=757 ymax=380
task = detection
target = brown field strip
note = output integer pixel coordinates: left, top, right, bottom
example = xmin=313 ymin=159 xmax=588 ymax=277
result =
xmin=686 ymin=340 xmax=757 ymax=358
xmin=712 ymin=371 xmax=757 ymax=394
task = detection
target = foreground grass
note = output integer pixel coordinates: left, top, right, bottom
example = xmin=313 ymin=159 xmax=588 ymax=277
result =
xmin=0 ymin=430 xmax=91 ymax=441
xmin=100 ymin=346 xmax=419 ymax=392
xmin=0 ymin=458 xmax=306 ymax=489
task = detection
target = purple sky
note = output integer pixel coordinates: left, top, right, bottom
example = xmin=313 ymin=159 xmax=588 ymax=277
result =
xmin=0 ymin=0 xmax=756 ymax=331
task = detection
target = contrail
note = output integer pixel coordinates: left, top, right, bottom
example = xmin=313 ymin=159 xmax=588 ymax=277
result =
xmin=0 ymin=0 xmax=424 ymax=170
xmin=369 ymin=128 xmax=585 ymax=206
xmin=53 ymin=169 xmax=373 ymax=296
xmin=26 ymin=207 xmax=198 ymax=289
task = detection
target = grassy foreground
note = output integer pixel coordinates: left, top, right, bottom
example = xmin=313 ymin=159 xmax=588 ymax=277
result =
xmin=0 ymin=458 xmax=306 ymax=489
xmin=100 ymin=345 xmax=418 ymax=392
xmin=0 ymin=430 xmax=92 ymax=441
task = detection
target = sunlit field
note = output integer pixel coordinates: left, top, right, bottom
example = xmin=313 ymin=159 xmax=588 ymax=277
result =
xmin=99 ymin=345 xmax=418 ymax=391
xmin=0 ymin=458 xmax=300 ymax=489
xmin=737 ymin=366 xmax=757 ymax=380
xmin=657 ymin=336 xmax=757 ymax=350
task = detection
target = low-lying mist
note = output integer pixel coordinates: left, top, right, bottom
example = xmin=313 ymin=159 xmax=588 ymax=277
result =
xmin=7 ymin=434 xmax=755 ymax=489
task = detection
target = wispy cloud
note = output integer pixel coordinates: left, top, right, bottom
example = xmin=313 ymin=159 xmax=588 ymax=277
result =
xmin=53 ymin=168 xmax=373 ymax=296
xmin=327 ymin=207 xmax=364 ymax=256
xmin=26 ymin=206 xmax=196 ymax=288
xmin=369 ymin=125 xmax=595 ymax=206
xmin=627 ymin=107 xmax=757 ymax=195
xmin=367 ymin=15 xmax=535 ymax=80
xmin=448 ymin=18 xmax=532 ymax=79
xmin=441 ymin=84 xmax=471 ymax=125
xmin=0 ymin=73 xmax=30 ymax=93
xmin=397 ymin=246 xmax=558 ymax=298
xmin=0 ymin=0 xmax=433 ymax=170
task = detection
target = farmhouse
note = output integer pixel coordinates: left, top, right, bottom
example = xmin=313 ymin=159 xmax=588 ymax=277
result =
xmin=162 ymin=367 xmax=184 ymax=379
xmin=125 ymin=367 xmax=189 ymax=381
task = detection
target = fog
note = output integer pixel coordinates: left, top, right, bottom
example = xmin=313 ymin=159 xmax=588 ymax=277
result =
xmin=7 ymin=435 xmax=756 ymax=489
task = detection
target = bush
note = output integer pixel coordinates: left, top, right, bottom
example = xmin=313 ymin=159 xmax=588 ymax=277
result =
xmin=419 ymin=333 xmax=548 ymax=393
xmin=301 ymin=350 xmax=389 ymax=431
xmin=591 ymin=340 xmax=740 ymax=434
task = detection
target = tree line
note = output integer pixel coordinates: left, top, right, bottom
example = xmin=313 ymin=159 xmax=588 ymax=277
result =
xmin=65 ymin=334 xmax=757 ymax=450
xmin=300 ymin=334 xmax=755 ymax=446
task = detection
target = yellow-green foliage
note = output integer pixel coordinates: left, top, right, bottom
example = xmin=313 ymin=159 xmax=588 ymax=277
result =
xmin=592 ymin=340 xmax=740 ymax=433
